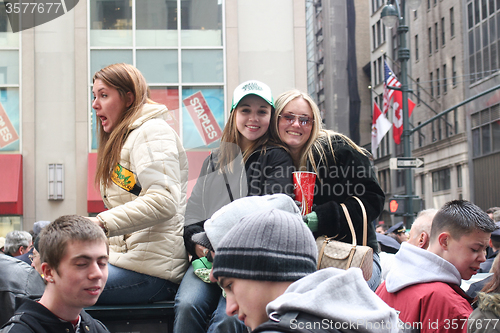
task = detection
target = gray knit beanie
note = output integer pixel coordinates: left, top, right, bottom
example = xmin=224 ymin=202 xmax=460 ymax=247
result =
xmin=212 ymin=209 xmax=317 ymax=282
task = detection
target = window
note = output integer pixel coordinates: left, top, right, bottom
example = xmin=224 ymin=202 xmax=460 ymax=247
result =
xmin=428 ymin=0 xmax=430 ymax=10
xmin=396 ymin=170 xmax=405 ymax=188
xmin=415 ymin=35 xmax=419 ymax=60
xmin=457 ymin=165 xmax=463 ymax=188
xmin=452 ymin=56 xmax=457 ymax=86
xmin=89 ymin=0 xmax=225 ymax=150
xmin=382 ymin=22 xmax=386 ymax=43
xmin=376 ymin=21 xmax=381 ymax=47
xmin=443 ymin=64 xmax=447 ymax=93
xmin=430 ymin=72 xmax=434 ymax=96
xmin=432 ymin=168 xmax=451 ymax=192
xmin=441 ymin=18 xmax=445 ymax=45
xmin=437 ymin=68 xmax=440 ymax=96
xmin=372 ymin=25 xmax=376 ymax=50
xmin=450 ymin=7 xmax=455 ymax=37
xmin=435 ymin=22 xmax=439 ymax=51
xmin=471 ymin=104 xmax=500 ymax=158
xmin=378 ymin=57 xmax=383 ymax=85
xmin=373 ymin=61 xmax=378 ymax=84
xmin=0 ymin=1 xmax=20 ymax=153
xmin=428 ymin=27 xmax=432 ymax=54
xmin=392 ymin=35 xmax=398 ymax=61
xmin=420 ymin=174 xmax=425 ymax=195
xmin=417 ymin=78 xmax=421 ymax=103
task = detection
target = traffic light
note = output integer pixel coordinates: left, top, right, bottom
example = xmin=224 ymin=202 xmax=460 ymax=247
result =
xmin=389 ymin=197 xmax=405 ymax=215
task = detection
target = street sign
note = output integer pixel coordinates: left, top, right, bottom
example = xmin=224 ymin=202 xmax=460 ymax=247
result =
xmin=390 ymin=157 xmax=424 ymax=169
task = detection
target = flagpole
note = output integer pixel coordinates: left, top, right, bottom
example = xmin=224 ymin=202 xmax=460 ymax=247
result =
xmin=382 ymin=0 xmax=422 ymax=228
xmin=399 ymin=0 xmax=415 ymax=227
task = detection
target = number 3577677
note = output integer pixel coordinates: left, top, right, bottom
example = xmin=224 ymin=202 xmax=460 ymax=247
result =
xmin=5 ymin=2 xmax=62 ymax=14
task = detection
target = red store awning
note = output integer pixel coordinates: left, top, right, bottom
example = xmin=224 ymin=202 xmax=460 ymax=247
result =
xmin=0 ymin=154 xmax=23 ymax=215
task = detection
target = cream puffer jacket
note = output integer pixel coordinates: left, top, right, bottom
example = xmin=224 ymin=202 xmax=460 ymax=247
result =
xmin=97 ymin=103 xmax=189 ymax=283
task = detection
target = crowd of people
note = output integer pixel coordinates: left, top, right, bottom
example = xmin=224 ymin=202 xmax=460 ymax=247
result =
xmin=1 ymin=63 xmax=499 ymax=333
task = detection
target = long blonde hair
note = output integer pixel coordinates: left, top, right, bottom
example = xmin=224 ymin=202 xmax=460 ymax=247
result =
xmin=93 ymin=63 xmax=154 ymax=187
xmin=273 ymin=90 xmax=367 ymax=173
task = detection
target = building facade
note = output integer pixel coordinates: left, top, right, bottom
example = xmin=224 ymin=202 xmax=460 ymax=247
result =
xmin=0 ymin=0 xmax=307 ymax=233
xmin=306 ymin=0 xmax=372 ymax=146
xmin=369 ymin=0 xmax=469 ymax=225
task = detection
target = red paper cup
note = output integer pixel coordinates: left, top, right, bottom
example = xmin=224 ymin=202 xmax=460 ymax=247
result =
xmin=293 ymin=171 xmax=316 ymax=215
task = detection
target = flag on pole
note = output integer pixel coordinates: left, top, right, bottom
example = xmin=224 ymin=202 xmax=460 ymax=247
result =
xmin=371 ymin=101 xmax=392 ymax=158
xmin=382 ymin=60 xmax=416 ymax=145
xmin=382 ymin=61 xmax=401 ymax=115
xmin=392 ymin=90 xmax=416 ymax=145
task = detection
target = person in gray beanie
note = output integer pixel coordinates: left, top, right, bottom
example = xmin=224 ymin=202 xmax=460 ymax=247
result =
xmin=213 ymin=209 xmax=400 ymax=333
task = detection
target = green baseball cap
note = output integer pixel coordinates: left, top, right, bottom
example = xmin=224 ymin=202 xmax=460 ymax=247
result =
xmin=231 ymin=80 xmax=274 ymax=111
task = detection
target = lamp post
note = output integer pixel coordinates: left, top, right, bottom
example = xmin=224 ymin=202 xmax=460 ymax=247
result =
xmin=381 ymin=0 xmax=421 ymax=227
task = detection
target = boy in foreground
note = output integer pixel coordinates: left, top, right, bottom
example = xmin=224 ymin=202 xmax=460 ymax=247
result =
xmin=376 ymin=200 xmax=497 ymax=333
xmin=212 ymin=208 xmax=399 ymax=333
xmin=1 ymin=215 xmax=110 ymax=333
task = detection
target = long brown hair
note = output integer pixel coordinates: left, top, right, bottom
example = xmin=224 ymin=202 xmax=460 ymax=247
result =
xmin=218 ymin=97 xmax=281 ymax=171
xmin=93 ymin=63 xmax=153 ymax=187
xmin=273 ymin=90 xmax=367 ymax=173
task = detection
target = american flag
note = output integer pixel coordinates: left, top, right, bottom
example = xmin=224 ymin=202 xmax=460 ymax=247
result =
xmin=382 ymin=61 xmax=401 ymax=115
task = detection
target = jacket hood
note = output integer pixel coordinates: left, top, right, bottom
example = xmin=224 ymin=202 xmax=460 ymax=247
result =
xmin=129 ymin=103 xmax=169 ymax=130
xmin=385 ymin=242 xmax=461 ymax=293
xmin=477 ymin=292 xmax=500 ymax=317
xmin=266 ymin=268 xmax=399 ymax=333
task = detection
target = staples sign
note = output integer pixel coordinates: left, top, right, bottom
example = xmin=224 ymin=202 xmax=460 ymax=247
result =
xmin=0 ymin=102 xmax=19 ymax=149
xmin=183 ymin=91 xmax=222 ymax=145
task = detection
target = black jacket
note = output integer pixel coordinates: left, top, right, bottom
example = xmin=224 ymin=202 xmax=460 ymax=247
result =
xmin=0 ymin=255 xmax=45 ymax=327
xmin=0 ymin=298 xmax=109 ymax=333
xmin=184 ymin=145 xmax=294 ymax=258
xmin=309 ymin=135 xmax=384 ymax=252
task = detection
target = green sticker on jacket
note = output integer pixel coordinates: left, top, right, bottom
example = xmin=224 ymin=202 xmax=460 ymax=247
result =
xmin=111 ymin=164 xmax=142 ymax=196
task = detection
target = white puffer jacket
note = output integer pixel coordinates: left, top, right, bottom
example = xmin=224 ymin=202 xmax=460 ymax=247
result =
xmin=97 ymin=103 xmax=189 ymax=283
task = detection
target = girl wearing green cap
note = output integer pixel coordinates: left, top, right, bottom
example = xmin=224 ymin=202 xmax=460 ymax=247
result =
xmin=175 ymin=80 xmax=294 ymax=333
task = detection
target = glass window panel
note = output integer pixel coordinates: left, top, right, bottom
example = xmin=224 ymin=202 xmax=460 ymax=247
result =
xmin=497 ymin=12 xmax=500 ymax=42
xmin=472 ymin=128 xmax=481 ymax=157
xmin=470 ymin=30 xmax=475 ymax=56
xmin=0 ymin=88 xmax=20 ymax=152
xmin=483 ymin=0 xmax=488 ymax=19
xmin=469 ymin=3 xmax=474 ymax=29
xmin=181 ymin=0 xmax=222 ymax=46
xmin=476 ymin=26 xmax=482 ymax=52
xmin=182 ymin=50 xmax=223 ymax=83
xmin=137 ymin=50 xmax=178 ymax=84
xmin=476 ymin=0 xmax=481 ymax=24
xmin=0 ymin=50 xmax=19 ymax=85
xmin=0 ymin=2 xmax=18 ymax=48
xmin=491 ymin=0 xmax=496 ymax=14
xmin=477 ymin=51 xmax=483 ymax=80
xmin=90 ymin=89 xmax=98 ymax=151
xmin=90 ymin=0 xmax=132 ymax=47
xmin=484 ymin=22 xmax=490 ymax=47
xmin=482 ymin=124 xmax=491 ymax=154
xmin=181 ymin=86 xmax=224 ymax=149
xmin=136 ymin=0 xmax=178 ymax=47
xmin=90 ymin=50 xmax=133 ymax=80
xmin=492 ymin=120 xmax=500 ymax=151
xmin=150 ymin=87 xmax=180 ymax=135
xmin=484 ymin=46 xmax=490 ymax=73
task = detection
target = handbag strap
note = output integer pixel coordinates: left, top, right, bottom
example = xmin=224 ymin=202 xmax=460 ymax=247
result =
xmin=210 ymin=154 xmax=234 ymax=202
xmin=340 ymin=203 xmax=357 ymax=246
xmin=352 ymin=196 xmax=368 ymax=246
